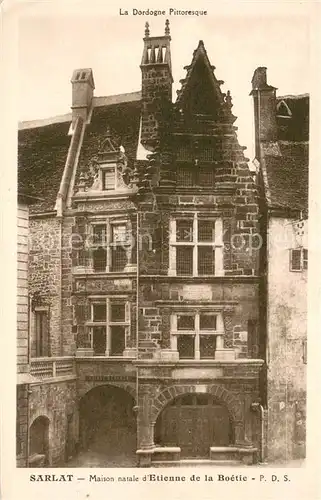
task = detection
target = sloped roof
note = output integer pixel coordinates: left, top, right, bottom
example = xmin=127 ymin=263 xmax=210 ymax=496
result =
xmin=18 ymin=93 xmax=142 ymax=214
xmin=75 ymin=100 xmax=141 ymax=188
xmin=18 ymin=121 xmax=71 ymax=214
xmin=261 ymin=141 xmax=308 ymax=212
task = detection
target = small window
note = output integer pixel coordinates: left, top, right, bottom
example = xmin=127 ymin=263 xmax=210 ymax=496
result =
xmin=177 ymin=335 xmax=195 ymax=359
xmin=92 ymin=326 xmax=106 ymax=355
xmin=110 ymin=303 xmax=126 ymax=322
xmin=303 ymin=249 xmax=308 ymax=270
xmin=290 ymin=249 xmax=302 ymax=271
xmin=112 ymin=224 xmax=127 ymax=245
xmin=35 ymin=310 xmax=50 ymax=357
xmin=198 ymin=246 xmax=214 ymax=275
xmin=176 ymin=219 xmax=193 ymax=242
xmin=93 ymin=224 xmax=107 ymax=246
xmin=177 ymin=166 xmax=194 ymax=187
xmin=110 ymin=325 xmax=126 ymax=356
xmin=199 ymin=314 xmax=216 ymax=330
xmin=200 ymin=335 xmax=216 ymax=359
xmin=198 ymin=220 xmax=215 ymax=242
xmin=176 ymin=247 xmax=193 ymax=275
xmin=93 ymin=247 xmax=107 ymax=272
xmin=302 ymin=339 xmax=307 ymax=364
xmin=177 ymin=315 xmax=195 ymax=330
xmin=290 ymin=248 xmax=308 ymax=272
xmin=93 ymin=303 xmax=106 ymax=322
xmin=102 ymin=168 xmax=116 ymax=191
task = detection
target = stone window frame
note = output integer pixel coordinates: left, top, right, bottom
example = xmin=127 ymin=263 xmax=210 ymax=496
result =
xmin=32 ymin=306 xmax=50 ymax=359
xmin=90 ymin=216 xmax=136 ymax=273
xmin=289 ymin=248 xmax=308 ymax=272
xmin=86 ymin=295 xmax=131 ymax=357
xmin=168 ymin=212 xmax=224 ymax=277
xmin=170 ymin=309 xmax=225 ymax=360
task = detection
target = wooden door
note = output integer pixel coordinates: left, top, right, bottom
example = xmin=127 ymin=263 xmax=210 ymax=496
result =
xmin=156 ymin=394 xmax=232 ymax=458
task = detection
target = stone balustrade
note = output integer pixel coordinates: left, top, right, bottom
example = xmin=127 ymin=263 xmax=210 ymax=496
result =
xmin=30 ymin=357 xmax=76 ymax=379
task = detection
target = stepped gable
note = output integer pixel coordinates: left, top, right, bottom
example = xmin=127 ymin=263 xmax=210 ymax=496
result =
xmin=175 ymin=40 xmax=235 ymax=123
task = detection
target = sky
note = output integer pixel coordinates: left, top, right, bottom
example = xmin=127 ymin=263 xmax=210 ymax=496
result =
xmin=17 ymin=3 xmax=311 ymax=161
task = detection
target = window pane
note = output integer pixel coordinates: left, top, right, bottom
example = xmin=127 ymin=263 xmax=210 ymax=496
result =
xmin=112 ymin=225 xmax=127 ymax=245
xmin=177 ymin=166 xmax=194 ymax=186
xmin=176 ymin=220 xmax=193 ymax=242
xmin=93 ymin=303 xmax=106 ymax=321
xmin=103 ymin=169 xmax=115 ymax=190
xmin=198 ymin=220 xmax=215 ymax=242
xmin=177 ymin=315 xmax=195 ymax=330
xmin=92 ymin=326 xmax=106 ymax=355
xmin=199 ymin=167 xmax=215 ymax=186
xmin=177 ymin=335 xmax=195 ymax=359
xmin=176 ymin=247 xmax=193 ymax=275
xmin=35 ymin=311 xmax=49 ymax=357
xmin=200 ymin=314 xmax=217 ymax=330
xmin=110 ymin=325 xmax=125 ymax=356
xmin=200 ymin=335 xmax=216 ymax=359
xmin=198 ymin=246 xmax=215 ymax=275
xmin=111 ymin=247 xmax=127 ymax=271
xmin=110 ymin=303 xmax=126 ymax=322
xmin=303 ymin=249 xmax=308 ymax=270
xmin=290 ymin=249 xmax=301 ymax=271
xmin=93 ymin=224 xmax=106 ymax=246
xmin=93 ymin=247 xmax=107 ymax=271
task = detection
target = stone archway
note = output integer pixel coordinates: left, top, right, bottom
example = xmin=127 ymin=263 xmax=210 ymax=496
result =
xmin=151 ymin=384 xmax=243 ymax=424
xmin=78 ymin=385 xmax=137 ymax=467
xmin=29 ymin=416 xmax=50 ymax=466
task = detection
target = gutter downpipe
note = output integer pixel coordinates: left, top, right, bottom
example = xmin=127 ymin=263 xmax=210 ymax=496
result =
xmin=251 ymin=401 xmax=266 ymax=463
xmin=134 ymin=211 xmax=140 ymax=454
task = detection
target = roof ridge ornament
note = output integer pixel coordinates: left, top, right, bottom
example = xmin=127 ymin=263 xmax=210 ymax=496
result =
xmin=145 ymin=22 xmax=150 ymax=38
xmin=165 ymin=19 xmax=170 ymax=36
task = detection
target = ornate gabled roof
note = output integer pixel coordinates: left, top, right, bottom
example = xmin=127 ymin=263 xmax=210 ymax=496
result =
xmin=175 ymin=40 xmax=236 ymax=122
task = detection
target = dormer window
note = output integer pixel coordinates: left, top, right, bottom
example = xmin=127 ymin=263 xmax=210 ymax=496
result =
xmin=277 ymin=100 xmax=292 ymax=118
xmin=102 ymin=166 xmax=116 ymax=191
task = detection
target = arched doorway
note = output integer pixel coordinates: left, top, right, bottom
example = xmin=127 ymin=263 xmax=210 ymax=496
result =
xmin=29 ymin=416 xmax=50 ymax=465
xmin=79 ymin=385 xmax=136 ymax=466
xmin=155 ymin=393 xmax=234 ymax=458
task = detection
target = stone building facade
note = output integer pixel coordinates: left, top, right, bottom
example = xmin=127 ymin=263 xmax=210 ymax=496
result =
xmin=19 ymin=22 xmax=310 ymax=467
xmin=251 ymin=68 xmax=308 ymax=461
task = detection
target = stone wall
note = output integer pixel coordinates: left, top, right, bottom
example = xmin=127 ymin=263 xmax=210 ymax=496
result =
xmin=17 ymin=203 xmax=30 ymax=372
xmin=266 ymin=217 xmax=307 ymax=461
xmin=16 ymin=385 xmax=28 ymax=467
xmin=29 ymin=217 xmax=62 ymax=357
xmin=29 ymin=379 xmax=78 ymax=465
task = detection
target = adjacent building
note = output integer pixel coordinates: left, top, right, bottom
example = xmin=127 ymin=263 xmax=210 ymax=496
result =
xmin=251 ymin=68 xmax=308 ymax=461
xmin=17 ymin=22 xmax=308 ymax=467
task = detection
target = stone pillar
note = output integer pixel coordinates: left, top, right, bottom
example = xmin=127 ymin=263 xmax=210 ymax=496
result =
xmin=243 ymin=395 xmax=254 ymax=446
xmin=137 ymin=384 xmax=155 ymax=466
xmin=234 ymin=420 xmax=246 ymax=446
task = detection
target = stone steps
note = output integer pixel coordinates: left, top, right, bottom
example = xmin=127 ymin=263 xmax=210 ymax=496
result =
xmin=152 ymin=459 xmax=242 ymax=467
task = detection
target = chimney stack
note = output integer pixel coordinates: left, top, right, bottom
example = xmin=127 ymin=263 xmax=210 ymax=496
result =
xmin=250 ymin=67 xmax=277 ymax=159
xmin=140 ymin=20 xmax=173 ymax=151
xmin=71 ymin=68 xmax=95 ymax=126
